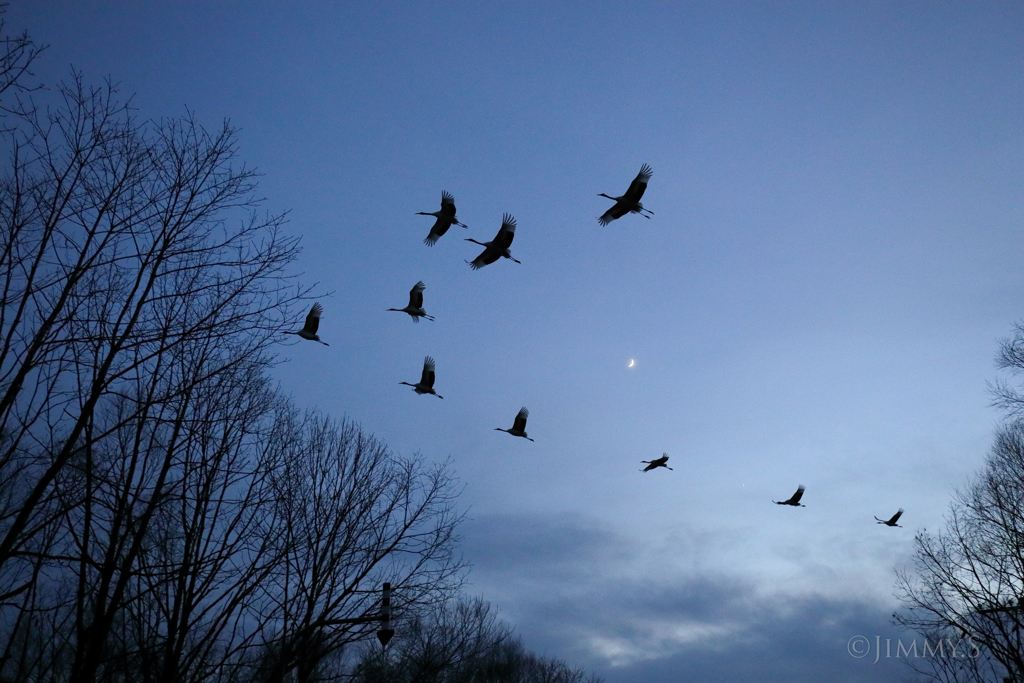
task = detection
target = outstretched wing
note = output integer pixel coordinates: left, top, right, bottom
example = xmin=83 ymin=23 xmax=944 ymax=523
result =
xmin=440 ymin=191 xmax=457 ymax=218
xmin=303 ymin=303 xmax=323 ymax=335
xmin=512 ymin=407 xmax=529 ymax=431
xmin=623 ymin=163 xmax=652 ymax=202
xmin=789 ymin=485 xmax=806 ymax=504
xmin=468 ymin=248 xmax=500 ymax=270
xmin=424 ymin=220 xmax=450 ymax=246
xmin=421 ymin=356 xmax=436 ymax=388
xmin=493 ymin=213 xmax=517 ymax=249
xmin=409 ymin=281 xmax=426 ymax=308
xmin=598 ymin=203 xmax=629 ymax=226
xmin=889 ymin=508 xmax=904 ymax=525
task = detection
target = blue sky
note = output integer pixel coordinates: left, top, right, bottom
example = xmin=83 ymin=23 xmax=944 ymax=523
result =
xmin=17 ymin=2 xmax=1023 ymax=680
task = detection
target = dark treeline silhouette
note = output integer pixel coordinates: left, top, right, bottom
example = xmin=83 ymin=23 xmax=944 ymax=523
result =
xmin=895 ymin=322 xmax=1024 ymax=683
xmin=0 ymin=16 xmax=464 ymax=682
xmin=350 ymin=596 xmax=603 ymax=683
xmin=0 ymin=16 xmax=605 ymax=683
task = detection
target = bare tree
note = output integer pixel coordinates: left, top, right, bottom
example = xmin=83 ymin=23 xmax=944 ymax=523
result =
xmin=0 ymin=17 xmax=320 ymax=682
xmin=54 ymin=357 xmax=292 ymax=683
xmin=990 ymin=322 xmax=1024 ymax=421
xmin=895 ymin=324 xmax=1024 ymax=683
xmin=0 ymin=19 xmax=464 ymax=683
xmin=475 ymin=642 xmax=603 ymax=683
xmin=249 ymin=410 xmax=465 ymax=683
xmin=0 ymin=68 xmax=307 ymax=576
xmin=0 ymin=6 xmax=45 ymax=130
xmin=350 ymin=596 xmax=602 ymax=683
xmin=351 ymin=596 xmax=511 ymax=683
xmin=4 ymin=361 xmax=466 ymax=683
xmin=895 ymin=422 xmax=1024 ymax=682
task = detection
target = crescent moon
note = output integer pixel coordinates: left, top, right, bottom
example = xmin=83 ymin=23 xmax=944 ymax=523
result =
xmin=628 ymin=359 xmax=635 ymax=367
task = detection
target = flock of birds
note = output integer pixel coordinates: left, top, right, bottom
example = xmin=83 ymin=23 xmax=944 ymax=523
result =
xmin=637 ymin=458 xmax=903 ymax=525
xmin=283 ymin=164 xmax=906 ymax=529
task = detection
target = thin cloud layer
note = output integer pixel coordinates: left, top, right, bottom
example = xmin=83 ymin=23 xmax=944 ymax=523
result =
xmin=463 ymin=512 xmax=927 ymax=682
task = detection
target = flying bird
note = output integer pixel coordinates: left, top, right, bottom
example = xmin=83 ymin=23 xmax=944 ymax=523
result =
xmin=495 ymin=407 xmax=534 ymax=441
xmin=641 ymin=454 xmax=672 ymax=472
xmin=400 ymin=356 xmax=443 ymax=398
xmin=418 ymin=191 xmax=467 ymax=246
xmin=875 ymin=509 xmax=904 ymax=527
xmin=599 ymin=164 xmax=654 ymax=226
xmin=466 ymin=213 xmax=520 ymax=269
xmin=387 ymin=281 xmax=435 ymax=322
xmin=773 ymin=485 xmax=806 ymax=507
xmin=283 ymin=302 xmax=329 ymax=345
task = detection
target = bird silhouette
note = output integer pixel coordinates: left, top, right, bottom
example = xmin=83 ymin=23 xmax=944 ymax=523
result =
xmin=773 ymin=485 xmax=806 ymax=507
xmin=466 ymin=214 xmax=520 ymax=269
xmin=387 ymin=281 xmax=435 ymax=322
xmin=641 ymin=454 xmax=672 ymax=472
xmin=418 ymin=191 xmax=467 ymax=246
xmin=599 ymin=164 xmax=654 ymax=225
xmin=875 ymin=509 xmax=904 ymax=527
xmin=400 ymin=356 xmax=443 ymax=398
xmin=283 ymin=303 xmax=329 ymax=345
xmin=495 ymin=407 xmax=534 ymax=441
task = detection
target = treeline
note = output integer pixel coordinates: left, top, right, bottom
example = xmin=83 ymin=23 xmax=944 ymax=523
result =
xmin=894 ymin=324 xmax=1024 ymax=683
xmin=0 ymin=22 xmax=461 ymax=676
xmin=351 ymin=597 xmax=602 ymax=683
xmin=0 ymin=15 xmax=601 ymax=683
xmin=0 ymin=10 xmax=460 ymax=680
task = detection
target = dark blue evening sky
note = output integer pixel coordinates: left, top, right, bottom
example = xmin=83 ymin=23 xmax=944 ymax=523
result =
xmin=16 ymin=3 xmax=1023 ymax=680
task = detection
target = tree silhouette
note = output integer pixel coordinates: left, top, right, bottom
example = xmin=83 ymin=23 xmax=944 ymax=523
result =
xmin=895 ymin=323 xmax=1024 ymax=683
xmin=0 ymin=20 xmax=464 ymax=683
xmin=351 ymin=596 xmax=603 ymax=683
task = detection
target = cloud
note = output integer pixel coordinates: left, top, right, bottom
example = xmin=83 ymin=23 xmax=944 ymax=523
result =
xmin=462 ymin=510 xmax=635 ymax=583
xmin=546 ymin=588 xmax=918 ymax=683
xmin=461 ymin=511 xmax=929 ymax=683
